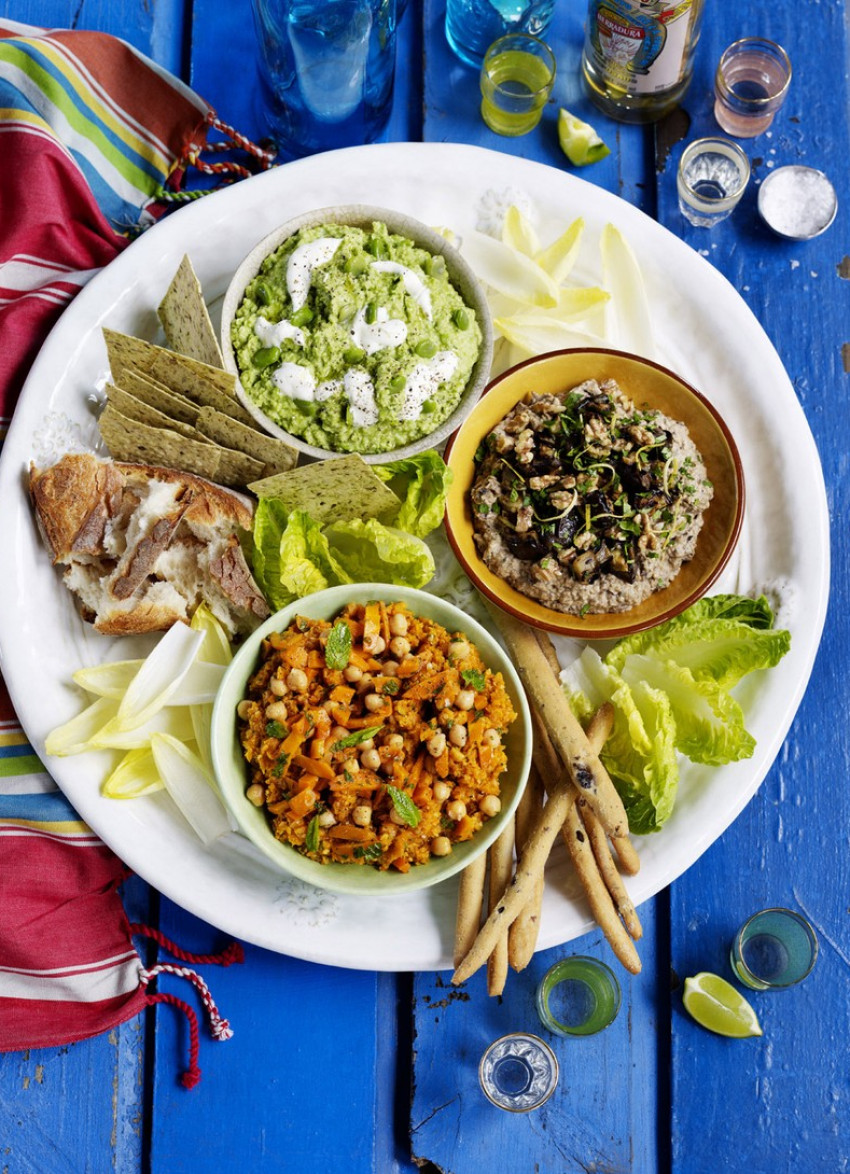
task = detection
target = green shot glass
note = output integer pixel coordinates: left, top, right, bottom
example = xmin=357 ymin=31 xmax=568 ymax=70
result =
xmin=730 ymin=907 xmax=818 ymax=990
xmin=536 ymin=955 xmax=621 ymax=1037
xmin=479 ymin=33 xmax=556 ymax=137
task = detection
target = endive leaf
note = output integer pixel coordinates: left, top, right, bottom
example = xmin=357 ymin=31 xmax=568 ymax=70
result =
xmin=45 ymin=696 xmax=119 ymax=757
xmin=190 ymin=604 xmax=233 ymax=667
xmin=73 ymin=660 xmax=142 ymax=699
xmin=535 ymin=217 xmax=586 ymax=285
xmin=460 ymin=230 xmax=559 ymax=307
xmin=494 ymin=315 xmax=606 ymax=356
xmin=151 ymin=733 xmax=234 ymax=846
xmin=502 ymin=205 xmax=540 ymax=258
xmin=116 ymin=621 xmax=204 ymax=730
xmin=89 ymin=705 xmax=195 ymax=750
xmin=601 ymin=223 xmax=655 ymax=359
xmin=101 ymin=747 xmax=164 ymax=799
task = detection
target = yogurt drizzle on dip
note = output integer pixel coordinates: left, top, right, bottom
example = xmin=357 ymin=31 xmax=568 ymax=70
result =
xmin=233 ymin=221 xmax=482 ymax=454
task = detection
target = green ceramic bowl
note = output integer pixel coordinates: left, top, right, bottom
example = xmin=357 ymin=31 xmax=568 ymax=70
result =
xmin=210 ymin=584 xmax=531 ymax=896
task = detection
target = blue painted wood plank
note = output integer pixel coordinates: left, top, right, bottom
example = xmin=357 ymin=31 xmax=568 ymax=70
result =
xmin=146 ymin=897 xmax=397 ymax=1174
xmin=411 ymin=913 xmax=663 ymax=1174
xmin=652 ymin=4 xmax=850 ymax=1172
xmin=0 ymin=0 xmax=187 ymax=76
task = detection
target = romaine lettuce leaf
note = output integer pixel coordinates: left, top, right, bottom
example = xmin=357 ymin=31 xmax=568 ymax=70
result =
xmin=620 ymin=654 xmax=755 ymax=766
xmin=374 ymin=450 xmax=452 ymax=538
xmin=323 ymin=518 xmax=435 ymax=589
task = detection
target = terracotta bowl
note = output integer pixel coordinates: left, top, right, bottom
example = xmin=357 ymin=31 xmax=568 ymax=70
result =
xmin=219 ymin=204 xmax=494 ymax=465
xmin=443 ymin=348 xmax=745 ymax=640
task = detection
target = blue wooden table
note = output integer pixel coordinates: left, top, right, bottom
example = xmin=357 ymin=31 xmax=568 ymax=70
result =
xmin=2 ymin=2 xmax=848 ymax=1171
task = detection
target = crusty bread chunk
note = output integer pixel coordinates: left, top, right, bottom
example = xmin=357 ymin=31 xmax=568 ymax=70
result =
xmin=30 ymin=453 xmax=270 ymax=637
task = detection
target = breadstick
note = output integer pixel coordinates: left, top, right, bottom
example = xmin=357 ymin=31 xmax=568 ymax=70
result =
xmin=486 ymin=820 xmax=515 ymax=996
xmin=579 ymin=799 xmax=642 ymax=941
xmin=483 ymin=600 xmax=628 ymax=839
xmin=453 ymin=852 xmax=488 ymax=968
xmin=611 ymin=833 xmax=641 ymax=877
xmin=508 ymin=763 xmax=546 ymax=971
xmin=561 ymin=803 xmax=641 ymax=974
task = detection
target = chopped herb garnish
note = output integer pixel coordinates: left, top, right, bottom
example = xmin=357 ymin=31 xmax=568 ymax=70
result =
xmin=386 ymin=785 xmax=421 ymax=828
xmin=382 ymin=678 xmax=400 ymax=695
xmin=325 ymin=620 xmax=352 ymax=670
xmin=353 ymin=843 xmax=384 ymax=862
xmin=305 ymin=815 xmax=320 ymax=853
xmin=265 ymin=720 xmax=286 ymax=739
xmin=461 ymin=668 xmax=487 ymax=692
xmin=331 ymin=725 xmax=384 ymax=751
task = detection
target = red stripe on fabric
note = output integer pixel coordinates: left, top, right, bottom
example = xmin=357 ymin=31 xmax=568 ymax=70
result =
xmin=0 ymin=833 xmax=135 ymax=972
xmin=0 ymin=129 xmax=126 ymax=412
xmin=0 ymin=988 xmax=148 ymax=1052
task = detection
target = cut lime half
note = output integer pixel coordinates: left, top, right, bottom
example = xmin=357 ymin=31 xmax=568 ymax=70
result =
xmin=683 ymin=972 xmax=763 ymax=1039
xmin=558 ymin=109 xmax=611 ymax=167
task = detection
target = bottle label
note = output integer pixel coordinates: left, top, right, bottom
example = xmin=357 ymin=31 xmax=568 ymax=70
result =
xmin=586 ymin=0 xmax=696 ymax=95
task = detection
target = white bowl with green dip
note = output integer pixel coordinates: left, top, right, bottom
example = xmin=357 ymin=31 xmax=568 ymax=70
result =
xmin=220 ymin=205 xmax=494 ymax=464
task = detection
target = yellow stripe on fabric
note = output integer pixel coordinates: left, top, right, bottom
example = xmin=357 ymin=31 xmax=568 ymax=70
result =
xmin=3 ymin=41 xmax=167 ymax=194
xmin=33 ymin=38 xmax=172 ymax=174
xmin=0 ymin=103 xmax=52 ymax=132
xmin=1 ymin=816 xmax=92 ymax=834
xmin=0 ymin=730 xmax=30 ymax=748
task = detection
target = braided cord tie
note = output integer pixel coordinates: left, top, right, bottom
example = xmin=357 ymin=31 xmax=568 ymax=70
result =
xmin=133 ymin=923 xmax=244 ymax=1088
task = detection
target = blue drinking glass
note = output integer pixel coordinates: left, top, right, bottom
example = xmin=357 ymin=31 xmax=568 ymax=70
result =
xmin=251 ymin=0 xmax=398 ymax=158
xmin=445 ymin=0 xmax=556 ymax=69
xmin=730 ymin=907 xmax=818 ymax=991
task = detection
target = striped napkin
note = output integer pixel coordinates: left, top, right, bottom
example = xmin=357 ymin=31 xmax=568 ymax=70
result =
xmin=0 ymin=18 xmax=258 ymax=1077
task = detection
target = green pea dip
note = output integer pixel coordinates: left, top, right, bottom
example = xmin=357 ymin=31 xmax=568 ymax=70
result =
xmin=231 ymin=221 xmax=482 ymax=454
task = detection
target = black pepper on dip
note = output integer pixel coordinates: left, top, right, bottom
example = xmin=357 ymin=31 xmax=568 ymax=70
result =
xmin=470 ymin=378 xmax=713 ymax=616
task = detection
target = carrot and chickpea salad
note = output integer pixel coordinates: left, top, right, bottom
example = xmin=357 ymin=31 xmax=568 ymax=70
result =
xmin=237 ymin=601 xmax=517 ymax=870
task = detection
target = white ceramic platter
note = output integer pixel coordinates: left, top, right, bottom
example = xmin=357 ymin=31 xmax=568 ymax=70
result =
xmin=0 ymin=143 xmax=829 ymax=972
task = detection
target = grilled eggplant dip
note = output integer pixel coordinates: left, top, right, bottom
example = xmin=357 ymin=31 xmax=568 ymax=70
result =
xmin=471 ymin=379 xmax=713 ymax=615
xmin=237 ymin=601 xmax=516 ymax=871
xmin=231 ymin=221 xmax=482 ymax=454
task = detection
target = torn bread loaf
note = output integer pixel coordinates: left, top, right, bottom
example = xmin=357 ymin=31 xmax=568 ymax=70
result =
xmin=29 ymin=453 xmax=271 ymax=637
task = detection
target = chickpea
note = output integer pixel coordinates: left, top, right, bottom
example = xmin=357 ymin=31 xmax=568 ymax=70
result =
xmin=265 ymin=701 xmax=288 ymax=722
xmin=356 ymin=673 xmax=374 ymax=694
xmin=449 ymin=639 xmax=470 ymax=661
xmin=331 ymin=725 xmax=349 ymax=743
xmin=430 ymin=836 xmax=452 ymax=857
xmin=483 ymin=728 xmax=501 ymax=748
xmin=388 ymin=612 xmax=408 ymax=637
xmin=433 ymin=781 xmax=452 ymax=803
xmin=246 ymin=783 xmax=265 ymax=807
xmin=269 ymin=677 xmax=287 ymax=697
xmin=389 ymin=636 xmax=411 ymax=658
xmin=381 ymin=660 xmax=399 ymax=678
xmin=364 ymin=692 xmax=385 ymax=713
xmin=479 ymin=795 xmax=502 ymax=818
xmin=389 ymin=807 xmax=408 ymax=825
xmin=343 ymin=664 xmax=363 ymax=683
xmin=363 ymin=633 xmax=386 ymax=655
xmin=341 ymin=758 xmax=360 ymax=776
xmin=456 ymin=689 xmax=475 ymax=711
xmin=449 ymin=724 xmax=468 ymax=749
xmin=385 ymin=733 xmax=405 ymax=752
xmin=236 ymin=700 xmax=252 ymax=720
xmin=445 ymin=799 xmax=467 ymax=821
xmin=317 ymin=810 xmax=337 ymax=828
xmin=360 ymin=748 xmax=381 ymax=771
xmin=351 ymin=804 xmax=373 ymax=827
xmin=286 ymin=667 xmax=308 ymax=693
xmin=426 ymin=731 xmax=447 ymax=758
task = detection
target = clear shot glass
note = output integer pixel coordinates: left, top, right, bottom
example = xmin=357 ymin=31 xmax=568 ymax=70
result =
xmin=478 ymin=1032 xmax=559 ymax=1112
xmin=730 ymin=907 xmax=818 ymax=991
xmin=479 ymin=33 xmax=556 ymax=137
xmin=677 ymin=137 xmax=750 ymax=228
xmin=536 ymin=955 xmax=621 ymax=1037
xmin=714 ymin=37 xmax=792 ymax=138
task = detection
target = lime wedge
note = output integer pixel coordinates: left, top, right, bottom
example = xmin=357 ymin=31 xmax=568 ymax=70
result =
xmin=683 ymin=972 xmax=763 ymax=1038
xmin=558 ymin=109 xmax=611 ymax=167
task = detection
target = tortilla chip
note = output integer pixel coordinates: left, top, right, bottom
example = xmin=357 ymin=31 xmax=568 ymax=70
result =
xmin=117 ymin=369 xmax=201 ymax=425
xmin=106 ymin=383 xmax=204 ymax=441
xmin=157 ymin=255 xmax=224 ymax=369
xmin=247 ymin=454 xmax=401 ymax=524
xmin=181 ymin=379 xmax=261 ymax=429
xmin=195 ymin=407 xmax=297 ymax=476
xmin=103 ymin=328 xmax=237 ymax=400
xmin=98 ymin=402 xmax=222 ymax=481
xmin=212 ymin=445 xmax=266 ymax=488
